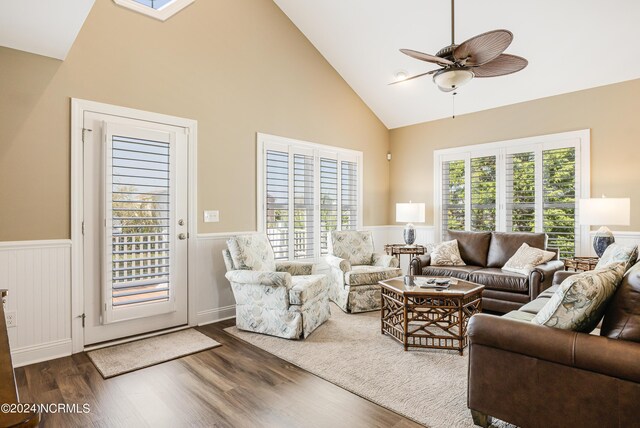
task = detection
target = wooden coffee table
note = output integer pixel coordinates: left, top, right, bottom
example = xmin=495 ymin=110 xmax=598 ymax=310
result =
xmin=379 ymin=276 xmax=484 ymax=354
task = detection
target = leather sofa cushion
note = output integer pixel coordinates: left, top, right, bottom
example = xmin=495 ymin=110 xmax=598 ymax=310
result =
xmin=469 ymin=268 xmax=529 ymax=293
xmin=444 ymin=230 xmax=491 ymax=267
xmin=345 ymin=265 xmax=402 ymax=287
xmin=289 ymin=274 xmax=327 ymax=306
xmin=487 ymin=232 xmax=547 ymax=268
xmin=519 ymin=296 xmax=552 ymax=315
xmin=601 ymin=261 xmax=640 ymax=342
xmin=421 ymin=265 xmax=482 ymax=280
xmin=502 ymin=310 xmax=536 ymax=322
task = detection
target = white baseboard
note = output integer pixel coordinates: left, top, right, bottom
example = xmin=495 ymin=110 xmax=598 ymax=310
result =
xmin=12 ymin=339 xmax=73 ymax=367
xmin=197 ymin=305 xmax=236 ymax=326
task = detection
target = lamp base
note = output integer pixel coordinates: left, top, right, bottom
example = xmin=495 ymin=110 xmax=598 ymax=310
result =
xmin=593 ymin=226 xmax=615 ymax=258
xmin=403 ymin=223 xmax=416 ymax=246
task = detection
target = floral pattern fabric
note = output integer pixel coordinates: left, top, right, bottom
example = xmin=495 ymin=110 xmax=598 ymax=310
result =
xmin=596 ymin=243 xmax=638 ymax=272
xmin=430 ymin=239 xmax=465 ymax=266
xmin=329 ymin=231 xmax=374 ymax=265
xmin=372 ymin=253 xmax=400 ymax=268
xmin=289 ymin=274 xmax=327 ymax=305
xmin=325 ymin=255 xmax=352 ymax=273
xmin=276 ymin=261 xmax=314 ymax=276
xmin=502 ymin=243 xmax=557 ymax=275
xmin=345 ymin=265 xmax=402 ymax=286
xmin=227 ymin=234 xmax=276 ymax=272
xmin=532 ymin=263 xmax=625 ymax=332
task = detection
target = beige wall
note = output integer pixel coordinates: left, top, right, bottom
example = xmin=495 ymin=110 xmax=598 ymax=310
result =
xmin=389 ymin=79 xmax=640 ymax=231
xmin=0 ymin=0 xmax=389 ymax=241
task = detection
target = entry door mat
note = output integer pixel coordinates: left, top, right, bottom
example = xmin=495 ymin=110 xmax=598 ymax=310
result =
xmin=87 ymin=329 xmax=221 ymax=378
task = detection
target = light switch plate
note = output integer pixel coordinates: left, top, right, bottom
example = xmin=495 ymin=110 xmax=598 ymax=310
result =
xmin=204 ymin=210 xmax=219 ymax=223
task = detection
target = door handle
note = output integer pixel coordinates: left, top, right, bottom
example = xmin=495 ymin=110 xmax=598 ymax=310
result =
xmin=178 ymin=233 xmax=187 ymax=240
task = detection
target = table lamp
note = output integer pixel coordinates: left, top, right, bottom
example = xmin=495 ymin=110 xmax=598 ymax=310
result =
xmin=579 ymin=197 xmax=630 ymax=257
xmin=396 ymin=202 xmax=425 ymax=245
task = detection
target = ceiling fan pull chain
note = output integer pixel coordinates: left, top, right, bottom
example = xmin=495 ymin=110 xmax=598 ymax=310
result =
xmin=452 ymin=92 xmax=457 ymax=119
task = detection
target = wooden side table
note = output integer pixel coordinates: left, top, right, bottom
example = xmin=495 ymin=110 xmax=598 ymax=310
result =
xmin=563 ymin=257 xmax=599 ymax=272
xmin=384 ymin=244 xmax=426 ymax=274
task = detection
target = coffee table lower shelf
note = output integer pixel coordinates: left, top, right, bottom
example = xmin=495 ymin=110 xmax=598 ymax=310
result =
xmin=380 ymin=279 xmax=484 ymax=355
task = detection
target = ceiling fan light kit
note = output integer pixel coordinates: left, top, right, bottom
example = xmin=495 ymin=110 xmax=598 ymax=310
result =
xmin=394 ymin=0 xmax=527 ymax=92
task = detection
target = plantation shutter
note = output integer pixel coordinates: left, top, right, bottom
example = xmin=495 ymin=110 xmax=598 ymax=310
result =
xmin=543 ymin=147 xmax=577 ymax=258
xmin=293 ymin=152 xmax=315 ymax=259
xmin=265 ymin=149 xmax=289 ymax=260
xmin=506 ymin=152 xmax=536 ymax=232
xmin=441 ymin=159 xmax=466 ymax=232
xmin=320 ymin=157 xmax=338 ymax=255
xmin=340 ymin=160 xmax=359 ymax=230
xmin=470 ymin=156 xmax=497 ymax=231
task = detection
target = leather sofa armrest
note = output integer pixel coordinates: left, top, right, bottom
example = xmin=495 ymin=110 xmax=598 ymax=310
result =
xmin=468 ymin=314 xmax=640 ymax=383
xmin=553 ymin=270 xmax=578 ymax=286
xmin=529 ymin=260 xmax=564 ymax=298
xmin=410 ymin=254 xmax=431 ymax=275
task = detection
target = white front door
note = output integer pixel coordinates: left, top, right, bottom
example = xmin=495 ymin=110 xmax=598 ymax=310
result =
xmin=83 ymin=111 xmax=189 ymax=345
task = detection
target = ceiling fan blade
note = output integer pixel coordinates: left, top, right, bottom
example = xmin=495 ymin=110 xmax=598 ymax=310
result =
xmin=471 ymin=54 xmax=528 ymax=78
xmin=453 ymin=29 xmax=513 ymax=66
xmin=400 ymin=49 xmax=454 ymax=66
xmin=388 ymin=69 xmax=439 ymax=85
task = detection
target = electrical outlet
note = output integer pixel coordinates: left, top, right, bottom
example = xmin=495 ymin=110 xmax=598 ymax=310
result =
xmin=5 ymin=311 xmax=17 ymax=328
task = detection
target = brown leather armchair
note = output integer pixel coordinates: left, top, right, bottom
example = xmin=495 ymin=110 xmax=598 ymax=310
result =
xmin=467 ymin=261 xmax=640 ymax=428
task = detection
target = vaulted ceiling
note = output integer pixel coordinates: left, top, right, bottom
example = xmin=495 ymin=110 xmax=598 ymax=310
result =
xmin=274 ymin=0 xmax=640 ymax=128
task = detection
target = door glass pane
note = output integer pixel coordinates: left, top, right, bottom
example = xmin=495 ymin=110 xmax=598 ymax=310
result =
xmin=341 ymin=160 xmax=358 ymax=230
xmin=110 ymin=135 xmax=170 ymax=308
xmin=293 ymin=153 xmax=314 ymax=259
xmin=320 ymin=158 xmax=338 ymax=256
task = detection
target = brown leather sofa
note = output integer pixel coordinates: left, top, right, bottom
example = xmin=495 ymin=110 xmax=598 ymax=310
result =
xmin=410 ymin=230 xmax=564 ymax=313
xmin=467 ymin=260 xmax=640 ymax=428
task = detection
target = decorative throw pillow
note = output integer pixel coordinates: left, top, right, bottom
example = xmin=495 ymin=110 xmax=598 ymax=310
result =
xmin=595 ymin=243 xmax=638 ymax=273
xmin=430 ymin=240 xmax=465 ymax=266
xmin=502 ymin=243 xmax=557 ymax=275
xmin=532 ymin=262 xmax=626 ymax=332
xmin=227 ymin=234 xmax=276 ymax=272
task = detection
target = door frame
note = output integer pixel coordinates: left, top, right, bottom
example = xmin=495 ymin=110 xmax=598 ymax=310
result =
xmin=70 ymin=98 xmax=198 ymax=353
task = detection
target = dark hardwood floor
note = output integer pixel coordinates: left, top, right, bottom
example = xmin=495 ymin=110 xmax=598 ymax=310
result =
xmin=15 ymin=319 xmax=422 ymax=428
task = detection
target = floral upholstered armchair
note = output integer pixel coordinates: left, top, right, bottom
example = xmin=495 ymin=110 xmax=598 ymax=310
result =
xmin=325 ymin=230 xmax=402 ymax=313
xmin=223 ymin=233 xmax=330 ymax=339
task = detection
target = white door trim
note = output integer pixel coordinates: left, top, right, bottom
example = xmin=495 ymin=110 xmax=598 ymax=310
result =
xmin=71 ymin=98 xmax=198 ymax=353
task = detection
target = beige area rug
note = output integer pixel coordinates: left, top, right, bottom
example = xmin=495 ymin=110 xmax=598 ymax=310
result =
xmin=226 ymin=304 xmax=512 ymax=428
xmin=87 ymin=329 xmax=220 ymax=378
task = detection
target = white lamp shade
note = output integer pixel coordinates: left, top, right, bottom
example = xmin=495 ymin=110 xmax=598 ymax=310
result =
xmin=579 ymin=198 xmax=630 ymax=226
xmin=433 ymin=69 xmax=473 ymax=91
xmin=396 ymin=202 xmax=425 ymax=223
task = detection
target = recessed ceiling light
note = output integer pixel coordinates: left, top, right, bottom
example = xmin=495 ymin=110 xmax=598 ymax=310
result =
xmin=395 ymin=70 xmax=408 ymax=82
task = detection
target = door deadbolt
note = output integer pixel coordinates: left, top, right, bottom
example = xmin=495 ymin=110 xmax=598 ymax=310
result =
xmin=178 ymin=219 xmax=184 ymax=226
xmin=178 ymin=233 xmax=187 ymax=240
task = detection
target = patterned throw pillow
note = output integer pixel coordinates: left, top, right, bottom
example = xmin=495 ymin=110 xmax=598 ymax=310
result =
xmin=502 ymin=243 xmax=557 ymax=275
xmin=532 ymin=263 xmax=626 ymax=332
xmin=329 ymin=231 xmax=374 ymax=265
xmin=430 ymin=240 xmax=465 ymax=266
xmin=595 ymin=243 xmax=638 ymax=273
xmin=227 ymin=234 xmax=276 ymax=272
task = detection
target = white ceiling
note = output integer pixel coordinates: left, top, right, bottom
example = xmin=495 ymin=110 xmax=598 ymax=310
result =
xmin=274 ymin=0 xmax=640 ymax=129
xmin=0 ymin=0 xmax=95 ymax=60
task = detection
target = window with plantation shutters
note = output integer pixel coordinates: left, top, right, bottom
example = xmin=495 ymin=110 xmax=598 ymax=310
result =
xmin=470 ymin=156 xmax=497 ymax=231
xmin=543 ymin=147 xmax=577 ymax=258
xmin=259 ymin=135 xmax=362 ymax=261
xmin=442 ymin=159 xmax=465 ymax=232
xmin=435 ymin=130 xmax=589 ymax=257
xmin=265 ymin=150 xmax=289 ymax=259
xmin=506 ymin=152 xmax=536 ymax=232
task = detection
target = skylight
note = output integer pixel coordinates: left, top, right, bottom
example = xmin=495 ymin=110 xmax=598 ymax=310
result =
xmin=114 ymin=0 xmax=194 ymax=21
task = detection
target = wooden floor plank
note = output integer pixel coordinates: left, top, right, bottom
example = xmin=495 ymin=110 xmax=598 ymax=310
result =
xmin=14 ymin=320 xmax=423 ymax=427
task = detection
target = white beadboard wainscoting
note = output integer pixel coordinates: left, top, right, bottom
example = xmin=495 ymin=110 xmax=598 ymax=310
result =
xmin=0 ymin=240 xmax=72 ymax=367
xmin=2 ymin=228 xmax=638 ymax=366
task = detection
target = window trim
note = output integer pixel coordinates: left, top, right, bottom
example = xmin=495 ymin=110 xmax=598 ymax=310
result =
xmin=433 ymin=129 xmax=591 ymax=255
xmin=113 ymin=0 xmax=195 ymax=21
xmin=256 ymin=133 xmax=364 ymax=261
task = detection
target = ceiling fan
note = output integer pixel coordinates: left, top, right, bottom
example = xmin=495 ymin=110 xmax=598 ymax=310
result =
xmin=393 ymin=0 xmax=527 ymax=92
